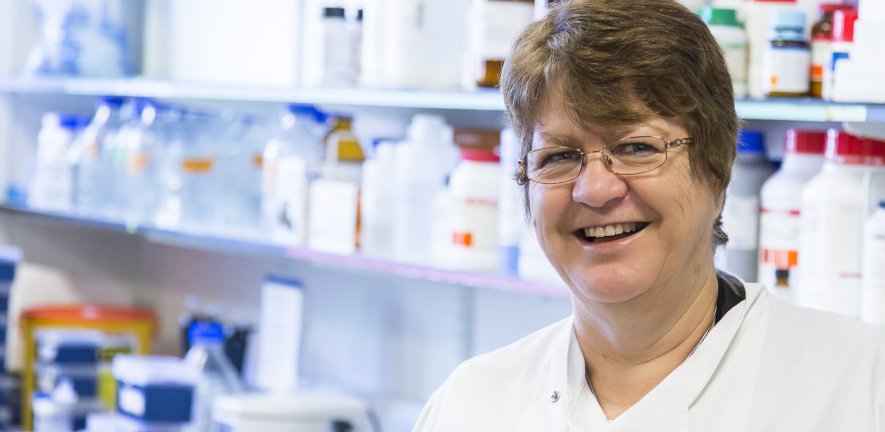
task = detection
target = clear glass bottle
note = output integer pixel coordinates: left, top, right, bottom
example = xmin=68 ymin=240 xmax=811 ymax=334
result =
xmin=183 ymin=321 xmax=244 ymax=432
xmin=71 ymin=96 xmax=127 ymax=217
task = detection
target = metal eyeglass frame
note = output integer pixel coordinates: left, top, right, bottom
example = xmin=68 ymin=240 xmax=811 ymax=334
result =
xmin=518 ymin=136 xmax=693 ymax=184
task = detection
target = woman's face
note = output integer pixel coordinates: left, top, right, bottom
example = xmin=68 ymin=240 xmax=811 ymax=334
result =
xmin=529 ymin=103 xmax=720 ymax=306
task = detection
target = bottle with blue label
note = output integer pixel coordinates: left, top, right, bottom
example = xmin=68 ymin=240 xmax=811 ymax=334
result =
xmin=762 ymin=9 xmax=810 ymax=97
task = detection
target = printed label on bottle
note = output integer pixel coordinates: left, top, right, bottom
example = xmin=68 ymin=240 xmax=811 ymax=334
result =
xmin=758 ymin=208 xmax=800 ymax=290
xmin=181 ymin=157 xmax=214 ymax=174
xmin=798 ymin=202 xmax=864 ymax=315
xmin=763 ymin=46 xmax=811 ymax=94
xmin=722 ymin=195 xmax=759 ymax=250
xmin=810 ymin=40 xmax=831 ymax=82
xmin=450 ymin=196 xmax=498 ymax=251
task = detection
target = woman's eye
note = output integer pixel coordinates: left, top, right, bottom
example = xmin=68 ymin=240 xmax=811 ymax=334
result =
xmin=611 ymin=142 xmax=660 ymax=157
xmin=541 ymin=150 xmax=580 ymax=166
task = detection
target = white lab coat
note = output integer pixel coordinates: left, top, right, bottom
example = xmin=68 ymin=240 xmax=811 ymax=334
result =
xmin=413 ymin=283 xmax=885 ymax=431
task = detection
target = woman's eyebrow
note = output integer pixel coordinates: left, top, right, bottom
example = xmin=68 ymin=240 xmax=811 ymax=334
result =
xmin=536 ymin=132 xmax=581 ymax=148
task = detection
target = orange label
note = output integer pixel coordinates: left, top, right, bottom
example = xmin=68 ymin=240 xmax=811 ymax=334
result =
xmin=761 ymin=248 xmax=798 ymax=268
xmin=252 ymin=154 xmax=263 ymax=170
xmin=181 ymin=158 xmax=214 ymax=173
xmin=126 ymin=152 xmax=150 ymax=174
xmin=810 ymin=65 xmax=824 ymax=81
xmin=453 ymin=232 xmax=473 ymax=247
xmin=770 ymin=76 xmax=778 ymax=85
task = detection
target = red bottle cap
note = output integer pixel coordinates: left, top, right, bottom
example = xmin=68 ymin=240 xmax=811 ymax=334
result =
xmin=865 ymin=138 xmax=885 ymax=166
xmin=460 ymin=148 xmax=500 ymax=163
xmin=819 ymin=3 xmax=855 ymax=14
xmin=785 ymin=129 xmax=826 ymax=154
xmin=826 ymin=129 xmax=864 ymax=164
xmin=833 ymin=10 xmax=858 ymax=42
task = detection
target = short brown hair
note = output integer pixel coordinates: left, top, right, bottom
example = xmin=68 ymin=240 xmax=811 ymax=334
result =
xmin=501 ymin=0 xmax=738 ymax=247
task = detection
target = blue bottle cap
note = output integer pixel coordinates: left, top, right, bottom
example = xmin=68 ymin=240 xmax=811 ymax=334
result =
xmin=57 ymin=113 xmax=88 ymax=130
xmin=738 ymin=130 xmax=765 ymax=154
xmin=769 ymin=9 xmax=806 ymax=31
xmin=96 ymin=96 xmax=125 ymax=109
xmin=286 ymin=104 xmax=327 ymax=123
xmin=188 ymin=321 xmax=225 ymax=345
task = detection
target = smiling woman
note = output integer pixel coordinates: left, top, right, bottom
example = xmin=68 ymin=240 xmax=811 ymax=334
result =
xmin=413 ymin=0 xmax=885 ymax=431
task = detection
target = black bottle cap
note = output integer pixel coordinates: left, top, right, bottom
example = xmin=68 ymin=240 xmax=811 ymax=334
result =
xmin=324 ymin=7 xmax=346 ymax=18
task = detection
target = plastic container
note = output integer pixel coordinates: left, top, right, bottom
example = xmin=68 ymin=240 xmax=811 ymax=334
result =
xmin=71 ymin=96 xmax=127 ymax=217
xmin=29 ymin=112 xmax=88 ymax=212
xmin=261 ymin=105 xmax=327 ymax=246
xmin=212 ymin=393 xmax=368 ymax=432
xmin=183 ymin=321 xmax=244 ymax=432
xmin=360 ymin=0 xmax=469 ymax=89
xmin=112 ymin=355 xmax=197 ymax=424
xmin=359 ymin=139 xmax=398 ymax=259
xmin=444 ymin=147 xmax=500 ymax=271
xmin=758 ymin=129 xmax=826 ymax=300
xmin=821 ymin=9 xmax=858 ymax=101
xmin=762 ymin=9 xmax=810 ymax=97
xmin=19 ymin=304 xmax=156 ymax=430
xmin=862 ymin=201 xmax=885 ymax=327
xmin=810 ymin=4 xmax=856 ymax=97
xmin=720 ymin=130 xmax=775 ymax=282
xmin=32 ymin=379 xmax=77 ymax=432
xmin=700 ymin=7 xmax=748 ymax=99
xmin=797 ymin=130 xmax=867 ymax=316
xmin=392 ymin=114 xmax=459 ymax=265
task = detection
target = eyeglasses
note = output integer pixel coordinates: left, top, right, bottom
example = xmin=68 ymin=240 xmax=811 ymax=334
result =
xmin=519 ymin=136 xmax=693 ymax=184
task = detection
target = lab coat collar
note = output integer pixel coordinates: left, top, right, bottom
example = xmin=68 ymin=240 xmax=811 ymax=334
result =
xmin=548 ymin=282 xmax=764 ymax=431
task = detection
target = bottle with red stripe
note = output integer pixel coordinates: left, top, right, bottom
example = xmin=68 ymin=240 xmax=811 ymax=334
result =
xmin=797 ymin=130 xmax=869 ymax=316
xmin=758 ymin=129 xmax=826 ymax=301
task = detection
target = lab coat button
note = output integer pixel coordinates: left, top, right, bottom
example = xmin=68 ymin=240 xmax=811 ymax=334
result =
xmin=551 ymin=390 xmax=560 ymax=402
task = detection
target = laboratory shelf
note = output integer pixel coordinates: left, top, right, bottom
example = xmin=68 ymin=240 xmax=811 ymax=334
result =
xmin=0 ymin=203 xmax=570 ymax=298
xmin=3 ymin=77 xmax=885 ymax=120
xmin=0 ymin=77 xmax=506 ymax=111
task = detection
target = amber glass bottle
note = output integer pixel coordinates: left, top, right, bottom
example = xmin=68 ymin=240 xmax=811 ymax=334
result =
xmin=474 ymin=0 xmax=535 ymax=88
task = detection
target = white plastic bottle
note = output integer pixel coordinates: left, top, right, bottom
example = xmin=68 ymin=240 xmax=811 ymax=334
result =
xmin=261 ymin=105 xmax=327 ymax=246
xmin=445 ymin=148 xmax=500 ymax=271
xmin=862 ymin=201 xmax=885 ymax=327
xmin=700 ymin=7 xmax=748 ymax=99
xmin=184 ymin=321 xmax=244 ymax=432
xmin=758 ymin=129 xmax=826 ymax=301
xmin=29 ymin=112 xmax=86 ymax=212
xmin=720 ymin=130 xmax=775 ymax=282
xmin=797 ymin=130 xmax=867 ymax=316
xmin=359 ymin=139 xmax=398 ymax=258
xmin=70 ymin=96 xmax=127 ymax=217
xmin=392 ymin=114 xmax=459 ymax=265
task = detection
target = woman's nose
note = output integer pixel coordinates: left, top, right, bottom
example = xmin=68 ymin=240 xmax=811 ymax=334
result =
xmin=571 ymin=153 xmax=628 ymax=208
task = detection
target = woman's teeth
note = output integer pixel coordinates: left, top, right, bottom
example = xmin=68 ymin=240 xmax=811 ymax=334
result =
xmin=583 ymin=223 xmax=642 ymax=239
